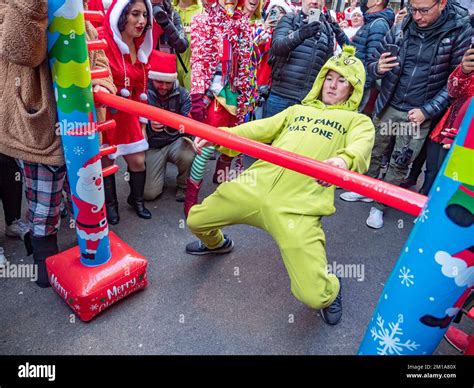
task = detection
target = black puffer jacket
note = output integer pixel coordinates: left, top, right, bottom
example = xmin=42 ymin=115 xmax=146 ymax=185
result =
xmin=351 ymin=8 xmax=394 ymax=86
xmin=368 ymin=0 xmax=471 ymax=119
xmin=269 ymin=11 xmax=346 ymax=102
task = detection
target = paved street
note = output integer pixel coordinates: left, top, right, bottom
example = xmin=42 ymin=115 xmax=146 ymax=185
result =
xmin=0 ymin=158 xmax=469 ymax=355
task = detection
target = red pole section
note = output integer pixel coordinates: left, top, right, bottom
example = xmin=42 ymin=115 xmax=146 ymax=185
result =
xmin=99 ymin=145 xmax=117 ymax=158
xmin=102 ymin=165 xmax=119 ymax=177
xmin=96 ymin=120 xmax=116 ymax=133
xmin=87 ymin=39 xmax=107 ymax=52
xmin=84 ymin=10 xmax=104 ymax=23
xmin=94 ymin=92 xmax=427 ymax=216
xmin=91 ymin=68 xmax=110 ymax=80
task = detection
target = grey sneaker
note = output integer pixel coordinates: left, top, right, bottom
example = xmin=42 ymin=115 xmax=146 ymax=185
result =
xmin=366 ymin=207 xmax=384 ymax=229
xmin=6 ymin=219 xmax=29 ymax=240
xmin=339 ymin=191 xmax=374 ymax=203
xmin=186 ymin=235 xmax=234 ymax=255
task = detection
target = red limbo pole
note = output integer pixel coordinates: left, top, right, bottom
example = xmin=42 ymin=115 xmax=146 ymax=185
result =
xmin=94 ymin=92 xmax=427 ymax=216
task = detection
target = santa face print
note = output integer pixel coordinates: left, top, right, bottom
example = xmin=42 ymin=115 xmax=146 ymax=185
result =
xmin=321 ymin=70 xmax=353 ymax=106
xmin=76 ymin=165 xmax=105 ymax=211
xmin=123 ymin=1 xmax=148 ymax=40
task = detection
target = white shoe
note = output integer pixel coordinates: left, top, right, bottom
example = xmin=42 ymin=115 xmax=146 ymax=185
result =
xmin=366 ymin=207 xmax=384 ymax=229
xmin=340 ymin=191 xmax=374 ymax=203
xmin=6 ymin=219 xmax=29 ymax=240
xmin=0 ymin=247 xmax=6 ymax=267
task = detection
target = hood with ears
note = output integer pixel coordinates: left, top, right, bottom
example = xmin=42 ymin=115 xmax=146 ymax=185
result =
xmin=104 ymin=0 xmax=154 ymax=63
xmin=301 ymin=45 xmax=365 ymax=112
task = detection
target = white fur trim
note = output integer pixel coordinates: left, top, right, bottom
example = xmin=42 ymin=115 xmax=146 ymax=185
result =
xmin=108 ymin=138 xmax=149 ymax=159
xmin=109 ymin=0 xmax=154 ymax=62
xmin=267 ymin=0 xmax=292 ymax=14
xmin=77 ymin=228 xmax=109 ymax=242
xmin=139 ymin=117 xmax=149 ymax=124
xmin=149 ymin=71 xmax=178 ymax=82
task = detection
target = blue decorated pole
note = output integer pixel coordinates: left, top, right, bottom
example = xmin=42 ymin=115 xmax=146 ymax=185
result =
xmin=359 ymin=101 xmax=474 ymax=355
xmin=47 ymin=0 xmax=111 ymax=266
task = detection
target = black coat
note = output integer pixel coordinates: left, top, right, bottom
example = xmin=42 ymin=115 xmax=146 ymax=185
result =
xmin=351 ymin=8 xmax=394 ymax=87
xmin=269 ymin=11 xmax=346 ymax=102
xmin=367 ymin=1 xmax=471 ymax=119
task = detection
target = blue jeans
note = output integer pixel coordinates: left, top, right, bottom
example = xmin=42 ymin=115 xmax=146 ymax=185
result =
xmin=264 ymin=93 xmax=300 ymax=118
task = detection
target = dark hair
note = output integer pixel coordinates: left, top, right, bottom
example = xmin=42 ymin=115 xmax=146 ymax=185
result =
xmin=117 ymin=0 xmax=152 ymax=33
xmin=382 ymin=0 xmax=389 ymax=8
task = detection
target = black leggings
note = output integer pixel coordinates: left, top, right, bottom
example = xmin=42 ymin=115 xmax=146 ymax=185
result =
xmin=420 ymin=140 xmax=448 ymax=195
xmin=0 ymin=154 xmax=23 ymax=226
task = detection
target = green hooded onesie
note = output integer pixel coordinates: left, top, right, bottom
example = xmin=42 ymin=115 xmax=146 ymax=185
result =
xmin=187 ymin=46 xmax=375 ymax=310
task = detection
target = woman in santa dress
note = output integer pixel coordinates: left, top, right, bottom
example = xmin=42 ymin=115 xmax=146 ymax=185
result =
xmin=101 ymin=0 xmax=154 ymax=224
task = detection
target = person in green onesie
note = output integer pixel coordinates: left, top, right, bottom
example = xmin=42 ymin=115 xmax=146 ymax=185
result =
xmin=185 ymin=46 xmax=375 ymax=325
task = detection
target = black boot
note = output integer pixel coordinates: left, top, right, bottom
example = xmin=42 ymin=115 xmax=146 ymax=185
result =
xmin=104 ymin=174 xmax=120 ymax=225
xmin=127 ymin=170 xmax=152 ymax=219
xmin=31 ymin=234 xmax=59 ymax=288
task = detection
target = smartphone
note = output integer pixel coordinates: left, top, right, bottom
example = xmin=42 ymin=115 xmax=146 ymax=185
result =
xmin=385 ymin=44 xmax=398 ymax=58
xmin=308 ymin=8 xmax=321 ymax=24
xmin=268 ymin=7 xmax=280 ymax=22
xmin=400 ymin=0 xmax=405 ymax=10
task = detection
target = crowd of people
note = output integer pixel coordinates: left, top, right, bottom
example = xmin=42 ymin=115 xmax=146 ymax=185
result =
xmin=0 ymin=0 xmax=472 ymax=326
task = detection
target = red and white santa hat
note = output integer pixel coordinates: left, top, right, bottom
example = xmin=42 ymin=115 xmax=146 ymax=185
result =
xmin=148 ymin=50 xmax=178 ymax=82
xmin=264 ymin=0 xmax=292 ymax=14
xmin=78 ymin=154 xmax=102 ymax=177
xmin=105 ymin=0 xmax=154 ymax=64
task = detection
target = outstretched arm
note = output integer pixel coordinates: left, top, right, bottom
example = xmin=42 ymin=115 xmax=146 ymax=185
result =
xmin=193 ymin=108 xmax=292 ymax=157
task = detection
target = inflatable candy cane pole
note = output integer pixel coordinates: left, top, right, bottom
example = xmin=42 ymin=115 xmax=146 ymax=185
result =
xmin=46 ymin=0 xmax=148 ymax=321
xmin=359 ymin=100 xmax=474 ymax=355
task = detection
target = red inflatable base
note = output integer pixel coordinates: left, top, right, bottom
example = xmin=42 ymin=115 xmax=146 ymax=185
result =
xmin=45 ymin=231 xmax=148 ymax=321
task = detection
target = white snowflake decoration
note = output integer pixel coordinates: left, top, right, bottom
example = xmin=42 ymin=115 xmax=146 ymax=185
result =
xmin=73 ymin=146 xmax=85 ymax=156
xmin=90 ymin=304 xmax=98 ymax=312
xmin=370 ymin=314 xmax=419 ymax=355
xmin=399 ymin=266 xmax=415 ymax=287
xmin=415 ymin=206 xmax=429 ymax=223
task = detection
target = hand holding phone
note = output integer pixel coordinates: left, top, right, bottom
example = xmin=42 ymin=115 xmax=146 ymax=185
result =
xmin=268 ymin=7 xmax=280 ymax=22
xmin=308 ymin=8 xmax=321 ymax=24
xmin=377 ymin=51 xmax=400 ymax=75
xmin=385 ymin=43 xmax=399 ymax=59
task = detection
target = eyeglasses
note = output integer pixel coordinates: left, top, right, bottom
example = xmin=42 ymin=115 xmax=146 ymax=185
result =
xmin=407 ymin=0 xmax=440 ymax=16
